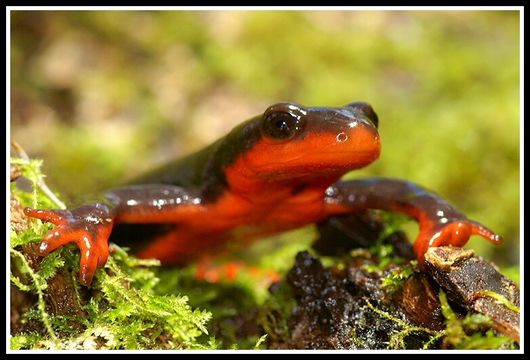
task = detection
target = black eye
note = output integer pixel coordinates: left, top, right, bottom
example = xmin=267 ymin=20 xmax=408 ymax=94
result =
xmin=262 ymin=112 xmax=301 ymax=140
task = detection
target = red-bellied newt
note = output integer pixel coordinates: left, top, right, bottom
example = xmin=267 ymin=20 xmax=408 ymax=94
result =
xmin=24 ymin=102 xmax=502 ymax=286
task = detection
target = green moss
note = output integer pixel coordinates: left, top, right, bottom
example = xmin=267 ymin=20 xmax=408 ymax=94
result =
xmin=438 ymin=291 xmax=516 ymax=349
xmin=10 ymin=157 xmax=215 ymax=350
xmin=258 ymin=281 xmax=297 ymax=344
xmin=155 ymin=267 xmax=263 ymax=349
xmin=381 ymin=264 xmax=414 ymax=293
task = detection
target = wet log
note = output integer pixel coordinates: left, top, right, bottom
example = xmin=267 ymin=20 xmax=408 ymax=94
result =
xmin=424 ymin=246 xmax=520 ymax=343
xmin=265 ymin=245 xmax=520 ymax=349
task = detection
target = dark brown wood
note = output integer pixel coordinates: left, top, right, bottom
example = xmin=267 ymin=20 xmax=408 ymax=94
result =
xmin=424 ymin=246 xmax=520 ymax=343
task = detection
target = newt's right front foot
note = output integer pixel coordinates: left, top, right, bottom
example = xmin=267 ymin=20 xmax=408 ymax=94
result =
xmin=24 ymin=203 xmax=114 ymax=286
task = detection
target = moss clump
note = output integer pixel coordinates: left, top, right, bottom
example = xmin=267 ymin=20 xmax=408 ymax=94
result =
xmin=10 ymin=155 xmax=215 ymax=350
xmin=438 ymin=291 xmax=516 ymax=349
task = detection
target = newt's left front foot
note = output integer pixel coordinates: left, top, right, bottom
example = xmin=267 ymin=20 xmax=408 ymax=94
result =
xmin=414 ymin=219 xmax=502 ymax=268
xmin=326 ymin=179 xmax=503 ymax=269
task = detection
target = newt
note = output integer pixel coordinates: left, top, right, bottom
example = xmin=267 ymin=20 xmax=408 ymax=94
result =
xmin=24 ymin=102 xmax=502 ymax=286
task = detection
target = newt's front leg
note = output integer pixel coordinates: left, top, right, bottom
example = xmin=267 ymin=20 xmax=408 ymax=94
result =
xmin=24 ymin=185 xmax=203 ymax=285
xmin=324 ymin=178 xmax=502 ymax=267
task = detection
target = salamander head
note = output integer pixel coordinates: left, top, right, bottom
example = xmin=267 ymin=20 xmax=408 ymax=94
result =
xmin=237 ymin=102 xmax=380 ymax=181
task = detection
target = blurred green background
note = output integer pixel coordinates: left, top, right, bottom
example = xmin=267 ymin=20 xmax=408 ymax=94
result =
xmin=11 ymin=11 xmax=520 ymax=266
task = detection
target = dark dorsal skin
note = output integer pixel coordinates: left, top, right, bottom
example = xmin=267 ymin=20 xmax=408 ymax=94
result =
xmin=24 ymin=102 xmax=501 ymax=286
xmin=126 ymin=118 xmax=262 ymax=200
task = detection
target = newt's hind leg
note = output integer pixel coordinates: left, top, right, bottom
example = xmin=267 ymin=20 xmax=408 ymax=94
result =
xmin=136 ymin=229 xmax=281 ymax=284
xmin=134 ymin=227 xmax=214 ymax=265
xmin=195 ymin=258 xmax=281 ymax=284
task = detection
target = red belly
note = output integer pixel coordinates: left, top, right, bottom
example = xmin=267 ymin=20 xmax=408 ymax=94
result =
xmin=136 ymin=188 xmax=331 ymax=264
